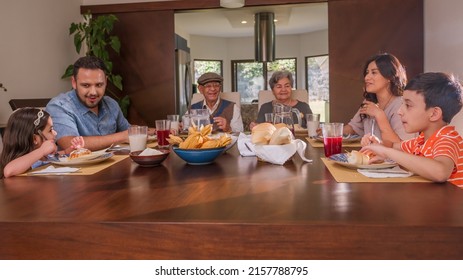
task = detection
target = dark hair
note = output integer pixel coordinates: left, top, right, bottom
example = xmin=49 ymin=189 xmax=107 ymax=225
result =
xmin=0 ymin=108 xmax=50 ymax=178
xmin=362 ymin=53 xmax=407 ymax=103
xmin=405 ymin=72 xmax=463 ymax=123
xmin=269 ymin=70 xmax=294 ymax=89
xmin=72 ymin=56 xmax=108 ymax=78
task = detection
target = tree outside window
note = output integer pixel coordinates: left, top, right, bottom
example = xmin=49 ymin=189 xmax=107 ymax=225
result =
xmin=232 ymin=58 xmax=296 ymax=103
xmin=306 ymin=55 xmax=329 ymax=122
xmin=193 ymin=60 xmax=222 ymax=92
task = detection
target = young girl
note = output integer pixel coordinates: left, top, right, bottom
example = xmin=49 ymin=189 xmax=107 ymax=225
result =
xmin=0 ymin=107 xmax=85 ymax=178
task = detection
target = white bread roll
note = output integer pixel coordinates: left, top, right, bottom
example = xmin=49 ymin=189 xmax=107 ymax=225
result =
xmin=251 ymin=123 xmax=276 ymax=145
xmin=274 ymin=123 xmax=287 ymax=130
xmin=347 ymin=150 xmax=370 ymax=165
xmin=269 ymin=127 xmax=292 ymax=145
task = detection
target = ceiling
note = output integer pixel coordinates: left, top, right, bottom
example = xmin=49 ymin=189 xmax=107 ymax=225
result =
xmin=174 ymin=2 xmax=328 ymax=38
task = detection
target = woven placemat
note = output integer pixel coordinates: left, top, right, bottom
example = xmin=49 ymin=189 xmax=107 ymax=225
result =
xmin=306 ymin=137 xmax=362 ymax=148
xmin=23 ymin=155 xmax=128 ymax=176
xmin=321 ymin=157 xmax=431 ymax=183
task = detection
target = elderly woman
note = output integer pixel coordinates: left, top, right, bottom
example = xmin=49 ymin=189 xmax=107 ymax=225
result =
xmin=250 ymin=70 xmax=312 ymax=130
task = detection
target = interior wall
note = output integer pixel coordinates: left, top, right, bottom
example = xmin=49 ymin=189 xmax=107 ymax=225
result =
xmin=2 ymin=0 xmax=462 ymax=125
xmin=424 ymin=0 xmax=463 ymax=76
xmin=190 ymin=30 xmax=328 ymax=93
xmin=329 ymin=0 xmax=423 ymax=123
xmin=0 ymin=0 xmax=82 ymax=125
xmin=424 ymin=0 xmax=463 ymax=133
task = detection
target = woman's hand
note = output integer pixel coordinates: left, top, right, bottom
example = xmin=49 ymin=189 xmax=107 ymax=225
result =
xmin=359 ymin=100 xmax=381 ymax=118
xmin=361 ymin=133 xmax=381 ymax=147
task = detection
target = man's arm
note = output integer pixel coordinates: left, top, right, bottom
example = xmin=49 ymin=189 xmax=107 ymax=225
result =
xmin=230 ymin=104 xmax=244 ymax=132
xmin=57 ymin=130 xmax=128 ymax=152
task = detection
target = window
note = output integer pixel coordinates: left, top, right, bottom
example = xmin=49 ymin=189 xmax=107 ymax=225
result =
xmin=305 ymin=55 xmax=329 ymax=122
xmin=193 ymin=59 xmax=223 ymax=92
xmin=232 ymin=58 xmax=296 ymax=103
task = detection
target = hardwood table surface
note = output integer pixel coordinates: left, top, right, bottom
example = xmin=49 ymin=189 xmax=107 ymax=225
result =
xmin=1 ymin=141 xmax=463 ymax=260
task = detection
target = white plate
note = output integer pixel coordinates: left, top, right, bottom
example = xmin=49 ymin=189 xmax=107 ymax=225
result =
xmin=49 ymin=152 xmax=113 ymax=166
xmin=315 ymin=134 xmax=361 ymax=143
xmin=328 ymin=153 xmax=397 ymax=169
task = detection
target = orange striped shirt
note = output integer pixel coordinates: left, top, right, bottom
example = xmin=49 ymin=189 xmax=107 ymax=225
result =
xmin=401 ymin=126 xmax=463 ymax=188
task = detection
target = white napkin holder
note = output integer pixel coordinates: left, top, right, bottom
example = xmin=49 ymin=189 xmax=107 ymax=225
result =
xmin=254 ymin=139 xmax=312 ymax=165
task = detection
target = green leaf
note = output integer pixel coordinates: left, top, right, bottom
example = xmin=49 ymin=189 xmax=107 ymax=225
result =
xmin=118 ymin=95 xmax=130 ymax=117
xmin=111 ymin=75 xmax=123 ymax=91
xmin=64 ymin=12 xmax=124 ymax=109
xmin=61 ymin=64 xmax=74 ymax=79
xmin=74 ymin=33 xmax=83 ymax=54
xmin=110 ymin=36 xmax=121 ymax=53
xmin=69 ymin=23 xmax=78 ymax=35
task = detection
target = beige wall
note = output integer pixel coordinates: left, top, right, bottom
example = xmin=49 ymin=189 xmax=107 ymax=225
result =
xmin=424 ymin=0 xmax=463 ymax=75
xmin=0 ymin=0 xmax=82 ymax=124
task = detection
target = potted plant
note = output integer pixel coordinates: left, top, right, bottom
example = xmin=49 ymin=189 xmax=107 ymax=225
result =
xmin=62 ymin=11 xmax=130 ymax=116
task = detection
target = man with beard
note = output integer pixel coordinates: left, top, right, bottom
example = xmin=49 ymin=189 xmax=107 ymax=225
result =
xmin=46 ymin=56 xmax=131 ymax=151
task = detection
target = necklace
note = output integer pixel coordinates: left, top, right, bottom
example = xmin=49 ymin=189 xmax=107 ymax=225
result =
xmin=379 ymin=95 xmax=393 ymax=110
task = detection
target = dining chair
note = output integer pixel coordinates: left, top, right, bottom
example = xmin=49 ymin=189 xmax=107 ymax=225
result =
xmin=190 ymin=92 xmax=241 ymax=107
xmin=257 ymin=89 xmax=309 ymax=110
xmin=9 ymin=98 xmax=51 ymax=110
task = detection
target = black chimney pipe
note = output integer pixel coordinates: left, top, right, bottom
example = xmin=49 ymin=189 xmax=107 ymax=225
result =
xmin=254 ymin=12 xmax=275 ymax=62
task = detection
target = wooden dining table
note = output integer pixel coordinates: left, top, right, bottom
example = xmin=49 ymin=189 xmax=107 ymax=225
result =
xmin=1 ymin=140 xmax=463 ymax=260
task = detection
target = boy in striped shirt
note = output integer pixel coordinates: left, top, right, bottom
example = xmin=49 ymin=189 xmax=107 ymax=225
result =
xmin=361 ymin=72 xmax=463 ymax=187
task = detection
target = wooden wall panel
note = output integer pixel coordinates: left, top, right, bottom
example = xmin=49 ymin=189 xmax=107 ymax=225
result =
xmin=328 ymin=0 xmax=423 ymax=122
xmin=110 ymin=10 xmax=175 ymax=126
xmin=87 ymin=0 xmax=423 ymax=125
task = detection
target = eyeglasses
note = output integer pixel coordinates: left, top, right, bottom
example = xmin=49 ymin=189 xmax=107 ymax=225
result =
xmin=203 ymin=83 xmax=221 ymax=89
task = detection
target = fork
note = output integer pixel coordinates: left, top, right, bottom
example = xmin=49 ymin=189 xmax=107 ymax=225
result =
xmin=370 ymin=118 xmax=376 ymax=138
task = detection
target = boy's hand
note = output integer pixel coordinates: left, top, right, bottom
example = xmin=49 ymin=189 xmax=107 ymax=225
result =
xmin=361 ymin=133 xmax=381 ymax=147
xmin=360 ymin=143 xmax=388 ymax=163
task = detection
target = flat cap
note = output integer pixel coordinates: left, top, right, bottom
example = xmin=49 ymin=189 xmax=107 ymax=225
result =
xmin=197 ymin=72 xmax=223 ymax=85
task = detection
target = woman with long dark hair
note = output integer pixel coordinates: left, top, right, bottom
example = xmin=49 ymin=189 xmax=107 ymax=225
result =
xmin=344 ymin=53 xmax=417 ymax=147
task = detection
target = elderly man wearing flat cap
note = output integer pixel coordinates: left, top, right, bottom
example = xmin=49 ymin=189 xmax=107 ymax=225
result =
xmin=190 ymin=72 xmax=243 ymax=133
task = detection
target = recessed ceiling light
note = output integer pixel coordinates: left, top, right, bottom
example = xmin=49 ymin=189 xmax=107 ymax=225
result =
xmin=241 ymin=20 xmax=247 ymax=24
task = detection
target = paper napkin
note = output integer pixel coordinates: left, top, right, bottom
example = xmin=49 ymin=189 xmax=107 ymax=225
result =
xmin=254 ymin=139 xmax=312 ymax=165
xmin=29 ymin=165 xmax=80 ymax=175
xmin=237 ymin=133 xmax=256 ymax=157
xmin=357 ymin=166 xmax=413 ymax=178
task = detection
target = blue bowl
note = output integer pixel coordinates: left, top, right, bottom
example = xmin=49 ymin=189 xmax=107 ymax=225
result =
xmin=172 ymin=146 xmax=226 ymax=165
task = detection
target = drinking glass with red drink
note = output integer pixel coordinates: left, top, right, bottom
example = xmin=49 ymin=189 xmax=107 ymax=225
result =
xmin=321 ymin=123 xmax=344 ymax=157
xmin=155 ymin=119 xmax=171 ymax=148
